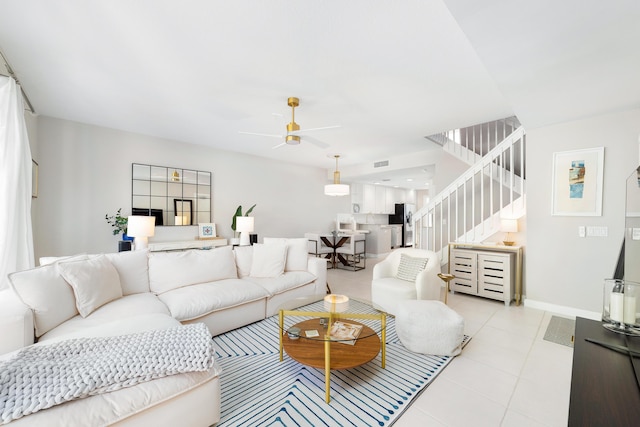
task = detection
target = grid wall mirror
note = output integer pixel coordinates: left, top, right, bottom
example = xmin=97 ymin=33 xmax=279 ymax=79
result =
xmin=131 ymin=163 xmax=211 ymax=226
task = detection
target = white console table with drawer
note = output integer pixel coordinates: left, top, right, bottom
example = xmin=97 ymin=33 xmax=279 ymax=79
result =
xmin=447 ymin=243 xmax=523 ymax=306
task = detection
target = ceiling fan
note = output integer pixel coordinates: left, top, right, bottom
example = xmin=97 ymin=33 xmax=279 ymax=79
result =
xmin=239 ymin=97 xmax=340 ymax=149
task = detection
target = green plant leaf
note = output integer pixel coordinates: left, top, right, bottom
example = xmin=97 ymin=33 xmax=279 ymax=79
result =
xmin=245 ymin=204 xmax=256 ymax=216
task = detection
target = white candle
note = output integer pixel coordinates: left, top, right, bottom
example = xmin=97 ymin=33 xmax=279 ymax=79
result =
xmin=624 ymin=296 xmax=637 ymax=325
xmin=610 ymin=292 xmax=624 ymax=323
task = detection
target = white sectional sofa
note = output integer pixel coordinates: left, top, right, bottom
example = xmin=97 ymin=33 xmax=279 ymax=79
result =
xmin=0 ymin=238 xmax=326 ymax=426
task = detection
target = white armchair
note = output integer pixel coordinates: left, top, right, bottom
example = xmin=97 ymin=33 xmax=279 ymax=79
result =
xmin=371 ymin=248 xmax=442 ymax=315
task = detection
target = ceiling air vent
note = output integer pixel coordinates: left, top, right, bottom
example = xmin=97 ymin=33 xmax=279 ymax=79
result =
xmin=374 ymin=160 xmax=389 ymax=168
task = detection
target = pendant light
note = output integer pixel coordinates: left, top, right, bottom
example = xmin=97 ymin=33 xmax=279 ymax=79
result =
xmin=324 ymin=155 xmax=350 ymax=196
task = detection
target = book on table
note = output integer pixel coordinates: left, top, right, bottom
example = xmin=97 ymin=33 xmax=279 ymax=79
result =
xmin=329 ymin=321 xmax=363 ymax=345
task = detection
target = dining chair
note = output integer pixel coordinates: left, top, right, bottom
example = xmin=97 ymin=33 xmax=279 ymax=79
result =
xmin=335 ymin=233 xmax=366 ymax=271
xmin=304 ymin=233 xmax=334 ymax=267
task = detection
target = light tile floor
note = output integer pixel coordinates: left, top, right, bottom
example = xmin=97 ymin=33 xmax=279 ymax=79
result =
xmin=327 ymin=257 xmax=573 ymax=427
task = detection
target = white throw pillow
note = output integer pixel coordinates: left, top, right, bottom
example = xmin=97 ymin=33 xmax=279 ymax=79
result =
xmin=148 ymin=246 xmax=238 ymax=294
xmin=105 ymin=249 xmax=150 ymax=295
xmin=8 ymin=264 xmax=79 ymax=337
xmin=396 ymin=253 xmax=429 ymax=282
xmin=250 ymin=243 xmax=287 ymax=278
xmin=234 ymin=245 xmax=253 ymax=278
xmin=263 ymin=237 xmax=308 ymax=271
xmin=58 ymin=255 xmax=124 ymax=317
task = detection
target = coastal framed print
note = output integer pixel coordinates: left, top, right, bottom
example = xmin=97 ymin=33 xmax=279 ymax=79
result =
xmin=551 ymin=147 xmax=604 ymax=216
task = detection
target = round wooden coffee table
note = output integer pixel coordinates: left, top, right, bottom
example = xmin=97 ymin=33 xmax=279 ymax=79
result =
xmin=277 ymin=295 xmax=387 ymax=403
xmin=282 ymin=318 xmax=380 ymax=369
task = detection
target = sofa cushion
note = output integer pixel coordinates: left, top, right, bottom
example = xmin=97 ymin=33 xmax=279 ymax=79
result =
xmin=263 ymin=237 xmax=308 ymax=271
xmin=250 ymin=243 xmax=286 ymax=278
xmin=58 ymin=255 xmax=124 ymax=317
xmin=157 ymin=279 xmax=268 ymax=321
xmin=233 ymin=245 xmax=253 ymax=278
xmin=105 ymin=249 xmax=150 ymax=295
xmin=149 ymin=246 xmax=237 ymax=294
xmin=396 ymin=253 xmax=429 ymax=282
xmin=38 ymin=313 xmax=181 ymax=345
xmin=39 ymin=293 xmax=171 ymax=342
xmin=243 ymin=271 xmax=316 ymax=296
xmin=8 ymin=264 xmax=79 ymax=337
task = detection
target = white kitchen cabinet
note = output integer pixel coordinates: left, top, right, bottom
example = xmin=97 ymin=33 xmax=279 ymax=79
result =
xmin=449 ymin=248 xmax=515 ymax=305
xmin=385 ymin=187 xmax=395 ymax=213
xmin=362 ymin=184 xmax=376 ymax=213
xmin=375 ymin=186 xmax=386 ymax=213
xmin=350 ymin=183 xmax=363 ymax=213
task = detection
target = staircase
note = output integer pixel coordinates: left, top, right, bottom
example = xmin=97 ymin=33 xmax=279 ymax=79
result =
xmin=415 ymin=118 xmax=526 ymax=264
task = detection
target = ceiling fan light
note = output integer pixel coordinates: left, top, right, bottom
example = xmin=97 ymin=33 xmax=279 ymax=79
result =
xmin=324 ymin=184 xmax=350 ymax=196
xmin=286 ymin=135 xmax=301 ymax=144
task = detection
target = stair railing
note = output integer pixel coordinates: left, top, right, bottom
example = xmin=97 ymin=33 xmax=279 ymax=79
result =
xmin=414 ymin=126 xmax=526 ymax=262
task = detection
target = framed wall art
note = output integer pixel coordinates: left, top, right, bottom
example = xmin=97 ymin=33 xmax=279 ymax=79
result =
xmin=551 ymin=147 xmax=604 ymax=216
xmin=198 ymin=223 xmax=217 ymax=239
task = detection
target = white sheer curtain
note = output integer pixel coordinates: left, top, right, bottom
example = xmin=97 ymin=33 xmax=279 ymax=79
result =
xmin=0 ymin=76 xmax=34 ymax=290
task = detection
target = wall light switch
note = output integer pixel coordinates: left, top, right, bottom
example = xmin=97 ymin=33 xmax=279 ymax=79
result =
xmin=578 ymin=226 xmax=586 ymax=237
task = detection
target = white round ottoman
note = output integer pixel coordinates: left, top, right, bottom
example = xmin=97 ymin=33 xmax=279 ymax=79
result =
xmin=395 ymin=300 xmax=464 ymax=356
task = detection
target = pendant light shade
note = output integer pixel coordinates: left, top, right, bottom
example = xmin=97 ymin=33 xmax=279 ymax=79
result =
xmin=324 ymin=155 xmax=350 ymax=196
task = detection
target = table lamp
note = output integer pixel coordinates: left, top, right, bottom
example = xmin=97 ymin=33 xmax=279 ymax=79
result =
xmin=501 ymin=219 xmax=518 ymax=246
xmin=127 ymin=216 xmax=156 ymax=250
xmin=236 ymin=216 xmax=254 ymax=246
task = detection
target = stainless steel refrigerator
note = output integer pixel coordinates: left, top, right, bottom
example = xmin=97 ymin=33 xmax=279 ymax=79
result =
xmin=388 ymin=203 xmax=415 ymax=247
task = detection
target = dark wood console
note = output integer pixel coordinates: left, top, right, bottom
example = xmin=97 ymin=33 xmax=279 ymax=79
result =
xmin=569 ymin=317 xmax=640 ymax=426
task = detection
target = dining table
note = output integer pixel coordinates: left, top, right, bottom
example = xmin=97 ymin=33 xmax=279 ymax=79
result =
xmin=320 ymin=233 xmax=351 ymax=269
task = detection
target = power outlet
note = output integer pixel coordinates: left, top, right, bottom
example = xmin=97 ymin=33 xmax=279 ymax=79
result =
xmin=586 ymin=226 xmax=608 ymax=237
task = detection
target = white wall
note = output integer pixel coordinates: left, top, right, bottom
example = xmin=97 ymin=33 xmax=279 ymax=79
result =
xmin=526 ymin=108 xmax=640 ymax=314
xmin=33 ymin=116 xmax=350 ymax=259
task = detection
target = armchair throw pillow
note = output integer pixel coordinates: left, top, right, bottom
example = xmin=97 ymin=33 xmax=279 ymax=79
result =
xmin=396 ymin=253 xmax=429 ymax=282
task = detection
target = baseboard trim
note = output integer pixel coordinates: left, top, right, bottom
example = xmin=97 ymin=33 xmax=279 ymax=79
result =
xmin=524 ymin=298 xmax=601 ymax=320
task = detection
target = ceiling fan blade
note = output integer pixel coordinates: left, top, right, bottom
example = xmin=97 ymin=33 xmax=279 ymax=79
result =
xmin=303 ymin=135 xmax=330 ymax=149
xmin=291 ymin=125 xmax=341 ymax=134
xmin=238 ymin=131 xmax=283 ymax=138
xmin=272 ymin=142 xmax=287 ymax=149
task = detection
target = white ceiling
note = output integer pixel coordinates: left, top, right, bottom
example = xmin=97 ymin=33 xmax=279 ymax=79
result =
xmin=1 ymin=0 xmax=638 ymax=191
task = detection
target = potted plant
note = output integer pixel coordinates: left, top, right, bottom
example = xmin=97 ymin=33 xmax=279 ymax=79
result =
xmin=105 ymin=208 xmax=132 ymax=241
xmin=230 ymin=204 xmax=255 ymax=245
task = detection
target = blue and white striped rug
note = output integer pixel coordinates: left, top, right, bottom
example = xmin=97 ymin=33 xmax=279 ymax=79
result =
xmin=213 ymin=310 xmax=467 ymax=426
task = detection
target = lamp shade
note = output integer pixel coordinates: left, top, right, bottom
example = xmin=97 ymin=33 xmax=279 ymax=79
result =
xmin=127 ymin=216 xmax=156 ymax=251
xmin=324 ymin=184 xmax=350 ymax=196
xmin=500 ymin=219 xmax=518 ymax=233
xmin=236 ymin=216 xmax=254 ymax=246
xmin=324 ymin=294 xmax=350 ymax=313
xmin=235 ymin=216 xmax=254 ymax=233
xmin=127 ymin=216 xmax=156 ymax=237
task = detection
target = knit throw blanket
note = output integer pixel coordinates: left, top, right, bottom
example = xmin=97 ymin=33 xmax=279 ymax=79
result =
xmin=0 ymin=323 xmax=215 ymax=424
